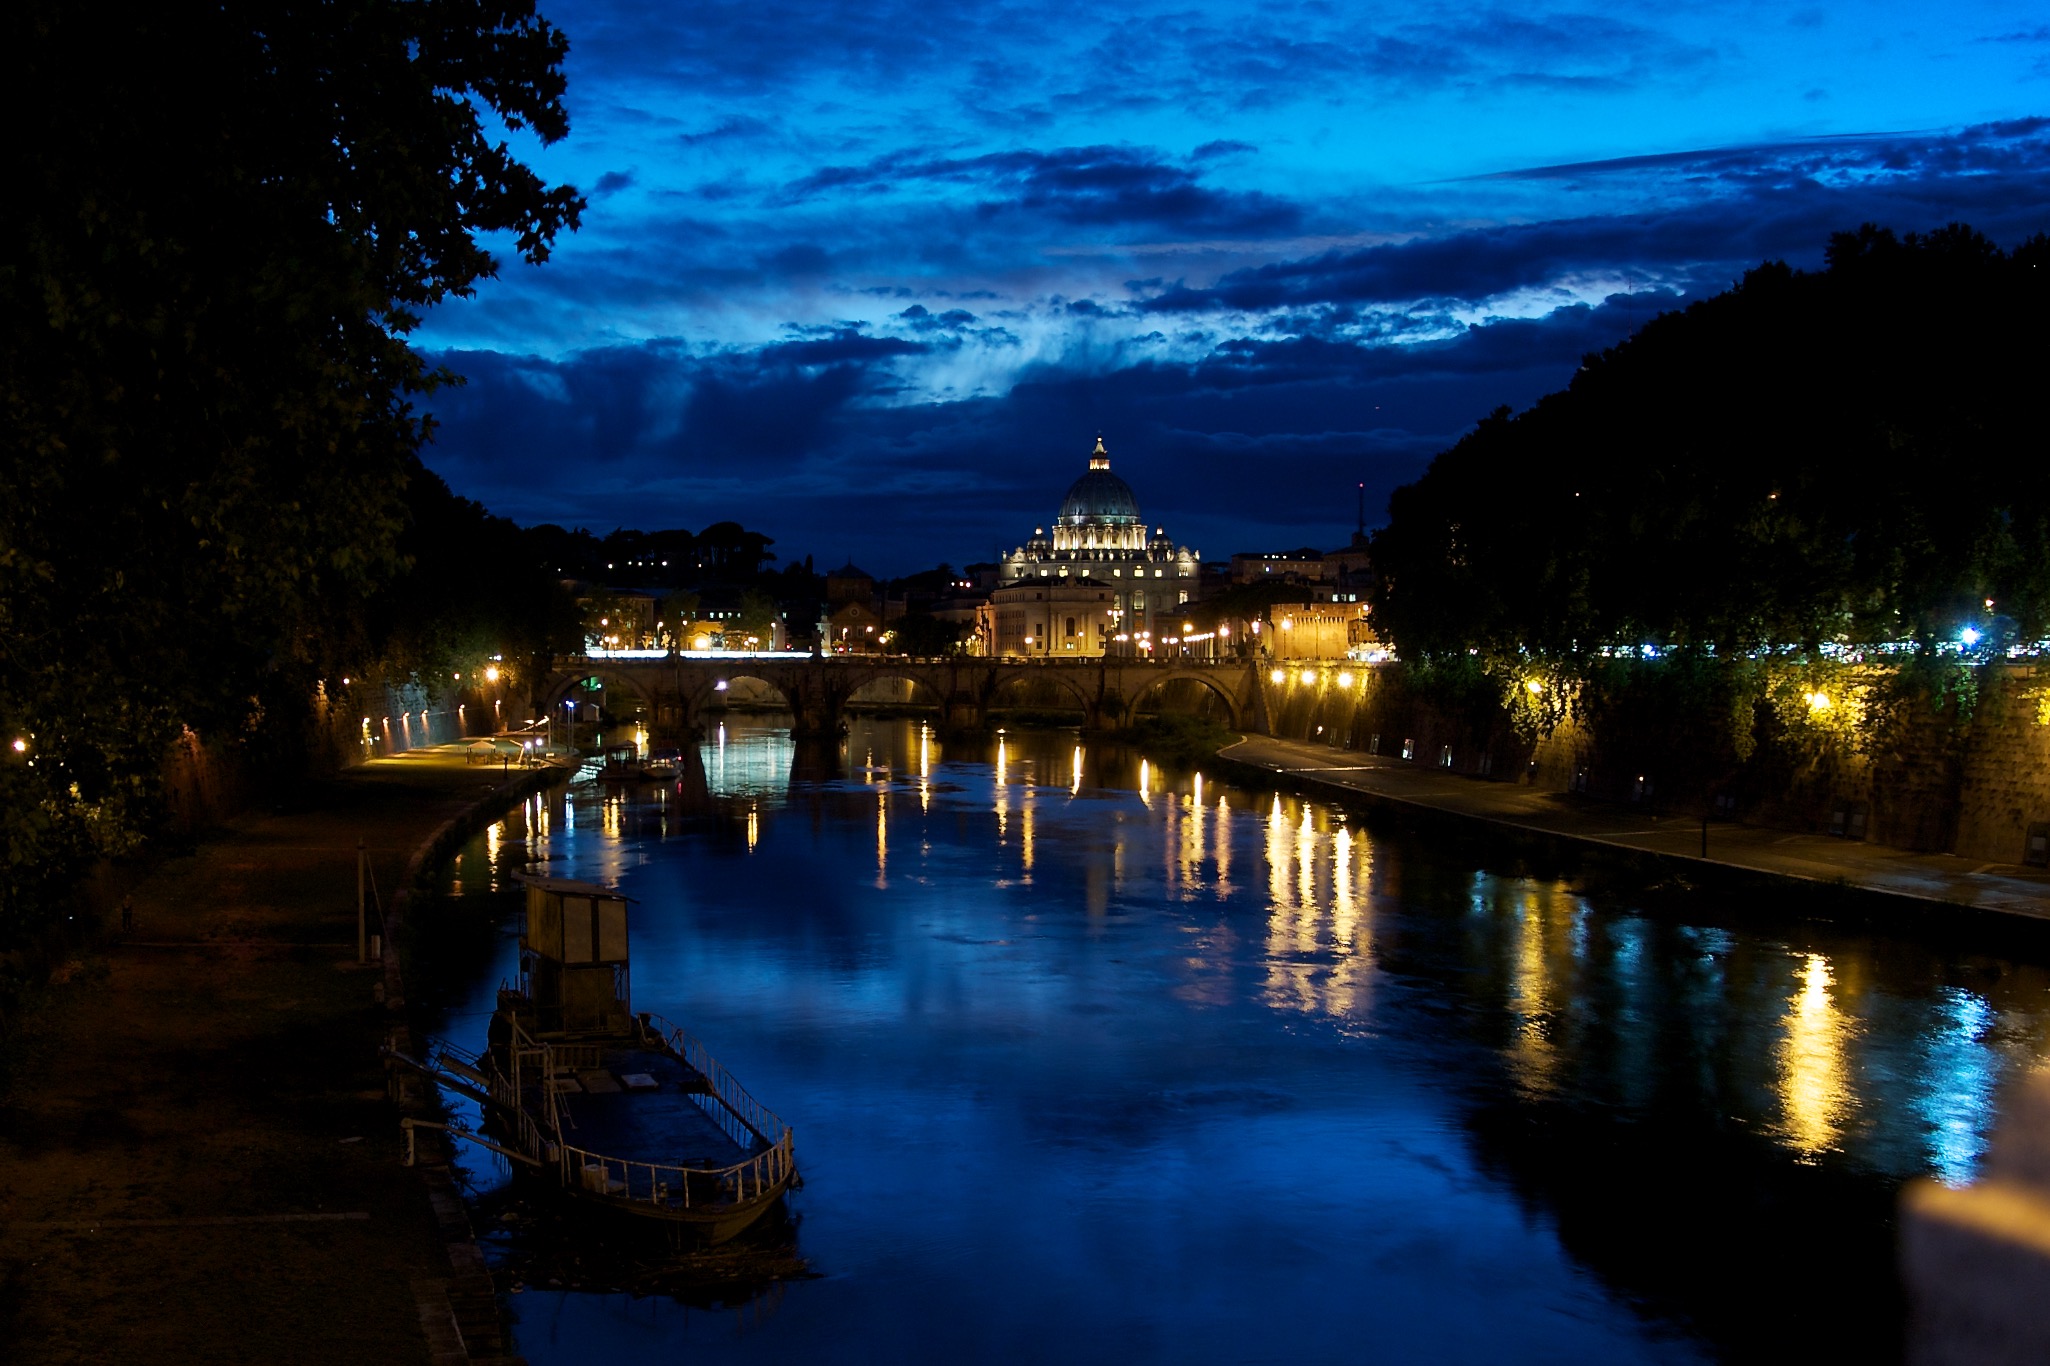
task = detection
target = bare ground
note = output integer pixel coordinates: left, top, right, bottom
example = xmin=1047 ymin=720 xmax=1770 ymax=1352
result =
xmin=0 ymin=752 xmax=551 ymax=1365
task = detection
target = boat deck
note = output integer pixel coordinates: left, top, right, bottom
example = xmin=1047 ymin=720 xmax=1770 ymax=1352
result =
xmin=535 ymin=1043 xmax=756 ymax=1168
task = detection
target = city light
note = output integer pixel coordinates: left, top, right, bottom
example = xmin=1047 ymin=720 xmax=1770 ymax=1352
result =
xmin=1269 ymin=669 xmax=1285 ymax=685
xmin=11 ymin=738 xmax=25 ymax=753
xmin=1299 ymin=669 xmax=1316 ymax=685
xmin=1806 ymin=691 xmax=1832 ymax=712
xmin=1526 ymin=679 xmax=1544 ymax=695
xmin=1338 ymin=672 xmax=1354 ymax=687
xmin=1961 ymin=626 xmax=1981 ymax=647
xmin=485 ymin=666 xmax=500 ymax=683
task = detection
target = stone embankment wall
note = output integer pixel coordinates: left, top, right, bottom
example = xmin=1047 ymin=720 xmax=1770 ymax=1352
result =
xmin=1258 ymin=661 xmax=2050 ymax=867
xmin=158 ymin=673 xmax=500 ymax=835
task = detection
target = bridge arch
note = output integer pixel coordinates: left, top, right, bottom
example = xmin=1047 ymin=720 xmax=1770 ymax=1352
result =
xmin=986 ymin=666 xmax=1095 ymax=719
xmin=844 ymin=669 xmax=946 ymax=709
xmin=539 ymin=666 xmax=661 ymax=718
xmin=1126 ymin=669 xmax=1241 ymax=729
xmin=687 ymin=672 xmax=796 ymax=717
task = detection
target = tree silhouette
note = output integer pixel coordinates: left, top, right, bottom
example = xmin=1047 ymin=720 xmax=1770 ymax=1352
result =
xmin=1371 ymin=224 xmax=2050 ymax=666
xmin=3 ymin=1 xmax=583 ymax=937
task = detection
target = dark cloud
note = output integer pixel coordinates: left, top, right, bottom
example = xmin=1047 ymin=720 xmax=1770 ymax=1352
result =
xmin=421 ymin=284 xmax=1685 ymax=570
xmin=592 ymin=168 xmax=636 ymax=196
xmin=678 ymin=114 xmax=776 ymax=145
xmin=1144 ymin=120 xmax=2050 ymax=315
xmin=780 ymin=143 xmax=1302 ymax=235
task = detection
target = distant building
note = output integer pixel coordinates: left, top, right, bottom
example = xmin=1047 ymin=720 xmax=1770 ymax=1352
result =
xmin=1000 ymin=437 xmax=1201 ymax=655
xmin=1230 ymin=550 xmax=1330 ymax=585
xmin=989 ymin=577 xmax=1120 ymax=657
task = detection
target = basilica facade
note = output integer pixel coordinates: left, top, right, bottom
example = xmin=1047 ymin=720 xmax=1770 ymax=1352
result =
xmin=990 ymin=438 xmax=1202 ymax=656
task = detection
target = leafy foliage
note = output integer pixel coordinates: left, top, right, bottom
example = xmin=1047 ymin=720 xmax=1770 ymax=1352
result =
xmin=3 ymin=1 xmax=581 ymax=939
xmin=1371 ymin=225 xmax=2050 ymax=663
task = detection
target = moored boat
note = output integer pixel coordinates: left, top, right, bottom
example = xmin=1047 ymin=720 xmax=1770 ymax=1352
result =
xmin=404 ymin=875 xmax=796 ymax=1245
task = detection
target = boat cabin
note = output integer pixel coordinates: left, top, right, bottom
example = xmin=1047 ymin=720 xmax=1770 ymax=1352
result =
xmin=519 ymin=876 xmax=635 ymax=1036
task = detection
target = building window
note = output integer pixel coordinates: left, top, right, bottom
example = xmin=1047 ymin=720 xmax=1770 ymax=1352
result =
xmin=1178 ymin=591 xmax=1188 ymax=604
xmin=1065 ymin=617 xmax=1077 ymax=637
xmin=1154 ymin=569 xmax=1164 ymax=578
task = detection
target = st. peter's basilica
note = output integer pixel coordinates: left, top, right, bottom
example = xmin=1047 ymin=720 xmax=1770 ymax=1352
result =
xmin=989 ymin=438 xmax=1202 ymax=656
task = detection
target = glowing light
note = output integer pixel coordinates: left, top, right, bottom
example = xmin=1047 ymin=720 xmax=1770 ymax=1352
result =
xmin=1960 ymin=626 xmax=1981 ymax=647
xmin=1777 ymin=953 xmax=1851 ymax=1157
xmin=1338 ymin=672 xmax=1354 ymax=687
xmin=10 ymin=738 xmax=25 ymax=754
xmin=1299 ymin=669 xmax=1316 ymax=686
xmin=1269 ymin=669 xmax=1285 ymax=685
xmin=1525 ymin=679 xmax=1544 ymax=695
xmin=484 ymin=666 xmax=500 ymax=683
xmin=1805 ymin=691 xmax=1832 ymax=712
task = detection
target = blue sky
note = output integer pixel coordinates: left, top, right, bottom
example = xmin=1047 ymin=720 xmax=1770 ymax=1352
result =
xmin=417 ymin=0 xmax=2050 ymax=575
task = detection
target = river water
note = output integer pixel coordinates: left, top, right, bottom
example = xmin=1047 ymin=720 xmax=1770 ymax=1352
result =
xmin=415 ymin=716 xmax=2050 ymax=1364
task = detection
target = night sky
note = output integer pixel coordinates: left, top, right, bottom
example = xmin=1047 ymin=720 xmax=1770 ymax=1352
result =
xmin=415 ymin=0 xmax=2050 ymax=575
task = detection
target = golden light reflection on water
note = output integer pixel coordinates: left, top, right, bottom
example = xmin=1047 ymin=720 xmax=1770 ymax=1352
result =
xmin=1266 ymin=794 xmax=1290 ymax=916
xmin=1507 ymin=890 xmax=1561 ymax=1100
xmin=1071 ymin=745 xmax=1083 ymax=795
xmin=1258 ymin=797 xmax=1373 ymax=1018
xmin=746 ymin=802 xmax=758 ymax=853
xmin=1778 ymin=952 xmax=1853 ymax=1158
xmin=876 ymin=786 xmax=888 ymax=887
xmin=1021 ymin=791 xmax=1035 ymax=877
xmin=994 ymin=745 xmax=1009 ymax=842
xmin=1214 ymin=795 xmax=1230 ymax=894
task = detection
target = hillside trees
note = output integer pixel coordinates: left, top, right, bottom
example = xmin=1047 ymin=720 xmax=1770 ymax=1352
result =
xmin=1371 ymin=225 xmax=2050 ymax=667
xmin=2 ymin=1 xmax=583 ymax=937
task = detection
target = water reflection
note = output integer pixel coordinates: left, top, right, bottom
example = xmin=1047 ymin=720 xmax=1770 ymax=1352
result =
xmin=703 ymin=718 xmax=795 ymax=799
xmin=1778 ymin=952 xmax=1853 ymax=1159
xmin=420 ymin=718 xmax=2050 ymax=1366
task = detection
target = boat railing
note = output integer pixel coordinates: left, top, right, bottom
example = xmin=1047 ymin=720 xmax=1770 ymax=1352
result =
xmin=423 ymin=1035 xmax=556 ymax=1168
xmin=555 ymin=1127 xmax=796 ymax=1211
xmin=641 ymin=1013 xmax=785 ymax=1150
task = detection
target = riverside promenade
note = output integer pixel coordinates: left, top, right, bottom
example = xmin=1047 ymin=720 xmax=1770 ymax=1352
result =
xmin=0 ymin=748 xmax=565 ymax=1366
xmin=1223 ymin=735 xmax=2050 ymax=921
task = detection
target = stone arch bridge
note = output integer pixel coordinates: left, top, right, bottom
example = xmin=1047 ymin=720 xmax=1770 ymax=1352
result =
xmin=534 ymin=655 xmax=1277 ymax=738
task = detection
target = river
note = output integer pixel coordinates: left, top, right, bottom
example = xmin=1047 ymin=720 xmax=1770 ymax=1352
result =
xmin=412 ymin=716 xmax=2050 ymax=1364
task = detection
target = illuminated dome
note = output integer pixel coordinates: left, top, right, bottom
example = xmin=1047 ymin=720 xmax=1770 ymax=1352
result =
xmin=1057 ymin=436 xmax=1142 ymax=527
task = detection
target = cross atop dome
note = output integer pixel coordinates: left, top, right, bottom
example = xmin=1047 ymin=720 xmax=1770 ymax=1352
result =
xmin=1090 ymin=434 xmax=1110 ymax=470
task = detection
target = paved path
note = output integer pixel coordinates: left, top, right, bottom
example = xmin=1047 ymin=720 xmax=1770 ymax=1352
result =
xmin=0 ymin=748 xmax=560 ymax=1365
xmin=1223 ymin=735 xmax=2050 ymax=921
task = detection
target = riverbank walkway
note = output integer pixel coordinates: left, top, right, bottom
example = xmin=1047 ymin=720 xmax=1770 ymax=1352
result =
xmin=0 ymin=748 xmax=563 ymax=1366
xmin=1223 ymin=735 xmax=2050 ymax=921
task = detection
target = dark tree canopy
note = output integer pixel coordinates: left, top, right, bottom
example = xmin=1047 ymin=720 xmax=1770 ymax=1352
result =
xmin=2 ymin=1 xmax=582 ymax=933
xmin=1370 ymin=225 xmax=2050 ymax=664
